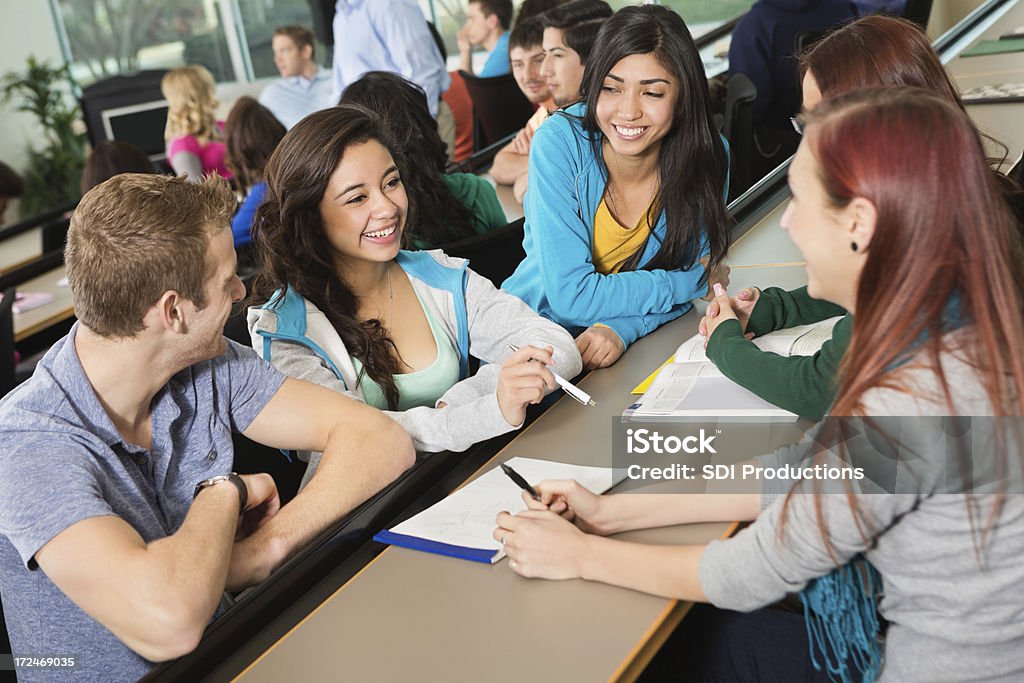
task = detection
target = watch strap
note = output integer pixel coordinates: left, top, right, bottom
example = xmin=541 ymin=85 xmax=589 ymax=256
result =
xmin=193 ymin=472 xmax=248 ymax=512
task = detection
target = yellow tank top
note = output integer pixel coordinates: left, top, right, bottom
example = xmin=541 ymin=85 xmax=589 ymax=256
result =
xmin=591 ymin=198 xmax=652 ymax=274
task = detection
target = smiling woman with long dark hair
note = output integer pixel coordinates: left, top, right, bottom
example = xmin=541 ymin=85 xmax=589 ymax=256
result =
xmin=247 ymin=105 xmax=579 ymax=485
xmin=502 ymin=4 xmax=732 ymax=371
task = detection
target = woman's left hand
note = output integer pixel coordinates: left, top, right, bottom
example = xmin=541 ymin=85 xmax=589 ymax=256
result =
xmin=700 ymin=283 xmax=739 ymax=344
xmin=494 ymin=509 xmax=588 ymax=580
xmin=576 ymin=325 xmax=624 ymax=369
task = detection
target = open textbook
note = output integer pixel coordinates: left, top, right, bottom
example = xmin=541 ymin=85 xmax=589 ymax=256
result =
xmin=374 ymin=457 xmax=626 ymax=564
xmin=624 ymin=316 xmax=843 ymax=419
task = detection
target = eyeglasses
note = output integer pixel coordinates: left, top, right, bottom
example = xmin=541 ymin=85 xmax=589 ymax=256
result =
xmin=790 ymin=116 xmax=805 ymax=136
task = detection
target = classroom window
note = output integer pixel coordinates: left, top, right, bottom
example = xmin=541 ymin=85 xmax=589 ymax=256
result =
xmin=658 ymin=0 xmax=757 ymax=38
xmin=51 ymin=0 xmax=325 ymax=87
xmin=52 ymin=0 xmax=237 ymax=86
xmin=233 ymin=0 xmax=329 ymax=79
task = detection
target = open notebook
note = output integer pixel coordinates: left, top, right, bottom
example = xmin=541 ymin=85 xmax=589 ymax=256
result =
xmin=374 ymin=457 xmax=626 ymax=564
xmin=624 ymin=317 xmax=843 ymax=419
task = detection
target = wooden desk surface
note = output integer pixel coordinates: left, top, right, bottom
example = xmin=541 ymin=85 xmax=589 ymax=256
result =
xmin=13 ymin=265 xmax=73 ymax=342
xmin=235 ymin=207 xmax=809 ymax=682
xmin=0 ymin=229 xmax=43 ymax=275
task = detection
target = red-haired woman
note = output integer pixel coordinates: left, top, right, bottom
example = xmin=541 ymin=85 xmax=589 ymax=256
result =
xmin=698 ymin=15 xmax=1023 ymax=421
xmin=495 ymin=88 xmax=1024 ymax=682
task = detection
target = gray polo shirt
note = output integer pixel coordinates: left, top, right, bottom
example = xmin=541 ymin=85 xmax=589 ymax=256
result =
xmin=0 ymin=325 xmax=285 ymax=682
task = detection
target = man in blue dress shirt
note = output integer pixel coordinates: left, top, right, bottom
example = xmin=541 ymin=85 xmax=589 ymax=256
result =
xmin=458 ymin=0 xmax=514 ymax=77
xmin=259 ymin=25 xmax=335 ymax=129
xmin=332 ymin=0 xmax=454 ymax=154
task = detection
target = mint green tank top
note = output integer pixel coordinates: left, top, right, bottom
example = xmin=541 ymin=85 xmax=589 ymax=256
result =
xmin=353 ymin=289 xmax=460 ymax=411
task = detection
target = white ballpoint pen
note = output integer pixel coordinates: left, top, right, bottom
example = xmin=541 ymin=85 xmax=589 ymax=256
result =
xmin=508 ymin=344 xmax=597 ymax=407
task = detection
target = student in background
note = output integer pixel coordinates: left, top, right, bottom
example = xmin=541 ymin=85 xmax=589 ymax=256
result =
xmin=331 ymin=0 xmax=455 ymax=157
xmin=458 ymin=0 xmax=514 ymax=77
xmin=224 ymin=96 xmax=287 ymax=250
xmin=0 ymin=160 xmax=25 ymax=226
xmin=161 ymin=65 xmax=232 ymax=181
xmin=81 ymin=141 xmax=155 ymax=194
xmin=0 ymin=173 xmax=413 ymax=680
xmin=700 ymin=15 xmax=1022 ymax=420
xmin=727 ymin=0 xmax=858 ymax=172
xmin=258 ymin=25 xmax=334 ymax=130
xmin=503 ymin=6 xmax=731 ymax=370
xmin=491 ymin=4 xmax=614 ymax=203
xmin=489 ymin=18 xmax=554 ymax=193
xmin=539 ymin=0 xmax=613 ymax=110
xmin=498 ymin=88 xmax=1024 ymax=683
xmin=340 ymin=72 xmax=506 ymax=249
xmin=248 ymin=105 xmax=579 ymax=485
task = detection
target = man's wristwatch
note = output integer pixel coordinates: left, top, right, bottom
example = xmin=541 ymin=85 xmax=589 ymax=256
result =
xmin=193 ymin=472 xmax=248 ymax=512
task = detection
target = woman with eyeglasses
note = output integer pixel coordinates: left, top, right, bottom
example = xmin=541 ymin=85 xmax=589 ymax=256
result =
xmin=699 ymin=15 xmax=1023 ymax=420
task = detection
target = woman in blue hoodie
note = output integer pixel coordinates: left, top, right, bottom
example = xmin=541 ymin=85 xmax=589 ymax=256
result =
xmin=503 ymin=5 xmax=732 ymax=370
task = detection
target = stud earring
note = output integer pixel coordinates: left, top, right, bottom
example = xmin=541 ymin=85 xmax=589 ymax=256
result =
xmin=851 ymin=242 xmax=858 ymax=253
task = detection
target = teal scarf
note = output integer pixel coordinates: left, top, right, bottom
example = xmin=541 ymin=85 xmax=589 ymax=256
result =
xmin=802 ymin=556 xmax=883 ymax=682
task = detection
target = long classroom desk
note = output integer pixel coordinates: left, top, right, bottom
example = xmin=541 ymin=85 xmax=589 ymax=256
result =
xmin=12 ymin=265 xmax=73 ymax=343
xmin=214 ymin=213 xmax=810 ymax=682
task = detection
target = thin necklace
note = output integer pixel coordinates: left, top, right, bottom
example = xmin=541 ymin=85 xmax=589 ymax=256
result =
xmin=385 ymin=264 xmax=394 ymax=330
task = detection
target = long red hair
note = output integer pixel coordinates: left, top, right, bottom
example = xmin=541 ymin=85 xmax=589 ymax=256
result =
xmin=806 ymin=89 xmax=1024 ymax=417
xmin=779 ymin=89 xmax=1024 ymax=555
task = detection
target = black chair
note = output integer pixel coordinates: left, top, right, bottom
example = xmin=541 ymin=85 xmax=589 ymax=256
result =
xmin=41 ymin=217 xmax=71 ymax=254
xmin=458 ymin=71 xmax=535 ymax=151
xmin=0 ymin=288 xmax=17 ymax=397
xmin=437 ymin=218 xmax=526 ymax=288
xmin=721 ymin=74 xmax=758 ymax=202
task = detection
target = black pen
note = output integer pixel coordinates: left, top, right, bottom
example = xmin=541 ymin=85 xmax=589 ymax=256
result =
xmin=500 ymin=463 xmax=541 ymax=501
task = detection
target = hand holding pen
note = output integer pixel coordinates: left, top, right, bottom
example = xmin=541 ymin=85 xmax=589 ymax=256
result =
xmin=508 ymin=344 xmax=596 ymax=408
xmin=496 ymin=345 xmax=558 ymax=427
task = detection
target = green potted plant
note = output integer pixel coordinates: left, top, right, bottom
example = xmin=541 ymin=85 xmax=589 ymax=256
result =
xmin=1 ymin=56 xmax=86 ymax=218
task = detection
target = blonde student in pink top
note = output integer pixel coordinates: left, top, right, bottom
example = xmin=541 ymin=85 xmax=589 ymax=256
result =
xmin=161 ymin=65 xmax=232 ymax=181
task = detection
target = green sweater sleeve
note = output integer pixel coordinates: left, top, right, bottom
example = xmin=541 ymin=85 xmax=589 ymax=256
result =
xmin=443 ymin=173 xmax=508 ymax=234
xmin=746 ymin=286 xmax=848 ymax=337
xmin=705 ymin=314 xmax=853 ymax=420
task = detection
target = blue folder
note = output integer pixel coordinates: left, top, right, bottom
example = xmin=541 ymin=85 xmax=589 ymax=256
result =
xmin=373 ymin=529 xmax=500 ymax=564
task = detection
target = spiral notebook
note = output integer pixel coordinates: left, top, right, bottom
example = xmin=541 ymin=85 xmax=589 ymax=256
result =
xmin=374 ymin=457 xmax=625 ymax=564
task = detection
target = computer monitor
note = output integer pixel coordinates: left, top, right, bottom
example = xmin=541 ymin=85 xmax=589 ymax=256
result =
xmin=100 ymin=100 xmax=170 ymax=162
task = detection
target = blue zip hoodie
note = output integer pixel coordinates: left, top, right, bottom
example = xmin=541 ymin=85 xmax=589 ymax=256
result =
xmin=502 ymin=102 xmax=729 ymax=349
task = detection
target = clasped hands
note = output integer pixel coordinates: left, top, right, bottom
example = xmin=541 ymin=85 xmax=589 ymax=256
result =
xmin=699 ymin=284 xmax=760 ymax=347
xmin=493 ymin=480 xmax=610 ymax=580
